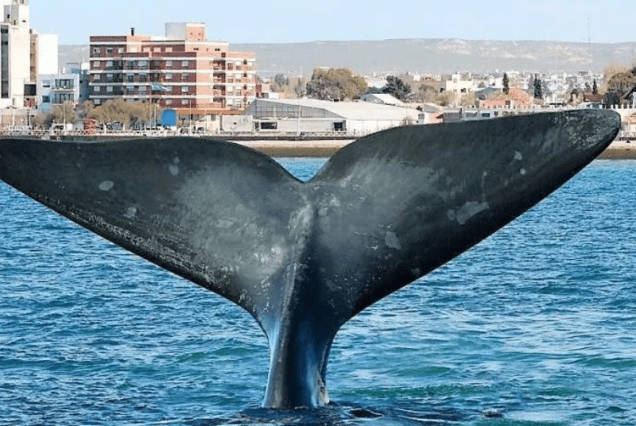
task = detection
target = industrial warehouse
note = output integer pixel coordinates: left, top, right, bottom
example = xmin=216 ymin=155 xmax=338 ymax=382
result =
xmin=239 ymin=98 xmax=419 ymax=135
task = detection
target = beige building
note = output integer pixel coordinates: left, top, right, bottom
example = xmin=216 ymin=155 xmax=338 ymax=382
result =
xmin=434 ymin=73 xmax=474 ymax=94
xmin=89 ymin=22 xmax=257 ymax=115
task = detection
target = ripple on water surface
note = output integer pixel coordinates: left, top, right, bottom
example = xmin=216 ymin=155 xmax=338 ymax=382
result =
xmin=1 ymin=159 xmax=636 ymax=425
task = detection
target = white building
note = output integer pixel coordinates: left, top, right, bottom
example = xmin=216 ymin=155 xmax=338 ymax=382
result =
xmin=31 ymin=31 xmax=58 ymax=76
xmin=37 ymin=73 xmax=80 ymax=112
xmin=435 ymin=73 xmax=474 ymax=94
xmin=0 ymin=1 xmax=58 ymax=109
xmin=244 ymin=98 xmax=419 ymax=134
xmin=0 ymin=0 xmax=30 ymax=108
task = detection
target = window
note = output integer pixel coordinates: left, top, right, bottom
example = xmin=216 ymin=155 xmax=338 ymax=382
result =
xmin=118 ymin=47 xmax=124 ymax=54
xmin=42 ymin=80 xmax=51 ymax=88
xmin=139 ymin=74 xmax=147 ymax=82
xmin=42 ymin=95 xmax=50 ymax=103
xmin=166 ymin=60 xmax=172 ymax=67
xmin=106 ymin=60 xmax=113 ymax=67
xmin=182 ymin=73 xmax=189 ymax=81
xmin=127 ymin=86 xmax=135 ymax=93
xmin=182 ymin=60 xmax=189 ymax=67
xmin=92 ymin=47 xmax=100 ymax=55
xmin=127 ymin=74 xmax=134 ymax=82
xmin=166 ymin=99 xmax=173 ymax=105
xmin=165 ymin=47 xmax=172 ymax=52
xmin=166 ymin=73 xmax=172 ymax=80
xmin=93 ymin=60 xmax=100 ymax=68
xmin=93 ymin=74 xmax=100 ymax=81
xmin=106 ymin=73 xmax=113 ymax=80
xmin=139 ymin=86 xmax=147 ymax=92
xmin=56 ymin=79 xmax=74 ymax=89
xmin=106 ymin=47 xmax=113 ymax=55
xmin=94 ymin=86 xmax=101 ymax=93
xmin=181 ymin=86 xmax=189 ymax=93
xmin=94 ymin=99 xmax=101 ymax=105
xmin=107 ymin=86 xmax=113 ymax=93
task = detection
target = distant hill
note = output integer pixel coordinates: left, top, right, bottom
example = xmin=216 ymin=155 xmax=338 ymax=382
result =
xmin=60 ymin=38 xmax=636 ymax=76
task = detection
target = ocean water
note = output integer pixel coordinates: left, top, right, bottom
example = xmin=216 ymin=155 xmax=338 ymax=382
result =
xmin=1 ymin=158 xmax=635 ymax=426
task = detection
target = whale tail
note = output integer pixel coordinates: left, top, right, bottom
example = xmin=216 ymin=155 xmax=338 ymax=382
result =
xmin=0 ymin=110 xmax=621 ymax=408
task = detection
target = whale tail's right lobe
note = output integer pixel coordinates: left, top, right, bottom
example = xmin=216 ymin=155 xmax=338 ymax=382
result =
xmin=0 ymin=110 xmax=621 ymax=408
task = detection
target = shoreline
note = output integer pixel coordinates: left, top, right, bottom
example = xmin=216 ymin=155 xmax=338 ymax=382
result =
xmin=597 ymin=141 xmax=636 ymax=160
xmin=236 ymin=139 xmax=636 ymax=159
xmin=2 ymin=135 xmax=633 ymax=159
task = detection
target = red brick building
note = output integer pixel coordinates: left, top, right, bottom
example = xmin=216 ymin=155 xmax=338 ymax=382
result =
xmin=89 ymin=23 xmax=256 ymax=115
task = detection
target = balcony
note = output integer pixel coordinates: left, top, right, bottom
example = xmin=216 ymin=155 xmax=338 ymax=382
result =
xmin=53 ymin=82 xmax=75 ymax=90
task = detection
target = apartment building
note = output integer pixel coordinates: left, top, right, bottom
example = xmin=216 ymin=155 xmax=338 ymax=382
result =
xmin=89 ymin=22 xmax=256 ymax=115
xmin=37 ymin=73 xmax=80 ymax=112
xmin=0 ymin=0 xmax=59 ymax=108
xmin=0 ymin=0 xmax=30 ymax=108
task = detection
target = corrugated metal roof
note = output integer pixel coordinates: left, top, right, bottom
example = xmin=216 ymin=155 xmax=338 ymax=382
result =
xmin=362 ymin=93 xmax=405 ymax=106
xmin=253 ymin=98 xmax=418 ymax=121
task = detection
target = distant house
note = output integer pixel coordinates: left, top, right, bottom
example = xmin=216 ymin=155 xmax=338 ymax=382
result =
xmin=433 ymin=73 xmax=474 ymax=94
xmin=473 ymin=87 xmax=499 ymax=100
xmin=37 ymin=74 xmax=81 ymax=112
xmin=361 ymin=93 xmax=404 ymax=107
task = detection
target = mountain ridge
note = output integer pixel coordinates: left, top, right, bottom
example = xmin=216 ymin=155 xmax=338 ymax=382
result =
xmin=59 ymin=38 xmax=635 ymax=76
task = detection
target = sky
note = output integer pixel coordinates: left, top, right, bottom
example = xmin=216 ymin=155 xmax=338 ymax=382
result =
xmin=30 ymin=0 xmax=636 ymax=45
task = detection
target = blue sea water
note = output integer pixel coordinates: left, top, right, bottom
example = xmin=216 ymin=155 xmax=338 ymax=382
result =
xmin=1 ymin=158 xmax=635 ymax=425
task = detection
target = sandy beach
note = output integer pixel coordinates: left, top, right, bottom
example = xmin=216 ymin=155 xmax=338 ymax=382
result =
xmin=597 ymin=141 xmax=636 ymax=160
xmin=236 ymin=139 xmax=636 ymax=159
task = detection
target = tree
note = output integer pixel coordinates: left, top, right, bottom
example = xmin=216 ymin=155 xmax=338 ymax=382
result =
xmin=271 ymin=73 xmax=290 ymax=92
xmin=592 ymin=79 xmax=598 ymax=95
xmin=604 ymin=71 xmax=635 ymax=105
xmin=365 ymin=86 xmax=383 ymax=95
xmin=458 ymin=92 xmax=476 ymax=107
xmin=306 ymin=68 xmax=367 ymax=101
xmin=88 ymin=99 xmax=155 ymax=128
xmin=52 ymin=101 xmax=76 ymax=124
xmin=382 ymin=75 xmax=412 ymax=102
xmin=503 ymin=73 xmax=510 ymax=95
xmin=533 ymin=77 xmax=543 ymax=99
xmin=76 ymin=100 xmax=95 ymax=121
xmin=436 ymin=91 xmax=456 ymax=107
xmin=414 ymin=84 xmax=437 ymax=103
xmin=528 ymin=75 xmax=535 ymax=94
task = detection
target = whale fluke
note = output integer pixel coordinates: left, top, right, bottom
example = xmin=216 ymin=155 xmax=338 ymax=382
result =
xmin=0 ymin=110 xmax=620 ymax=408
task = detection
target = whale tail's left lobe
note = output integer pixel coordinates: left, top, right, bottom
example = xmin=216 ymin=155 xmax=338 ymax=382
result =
xmin=0 ymin=110 xmax=621 ymax=408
